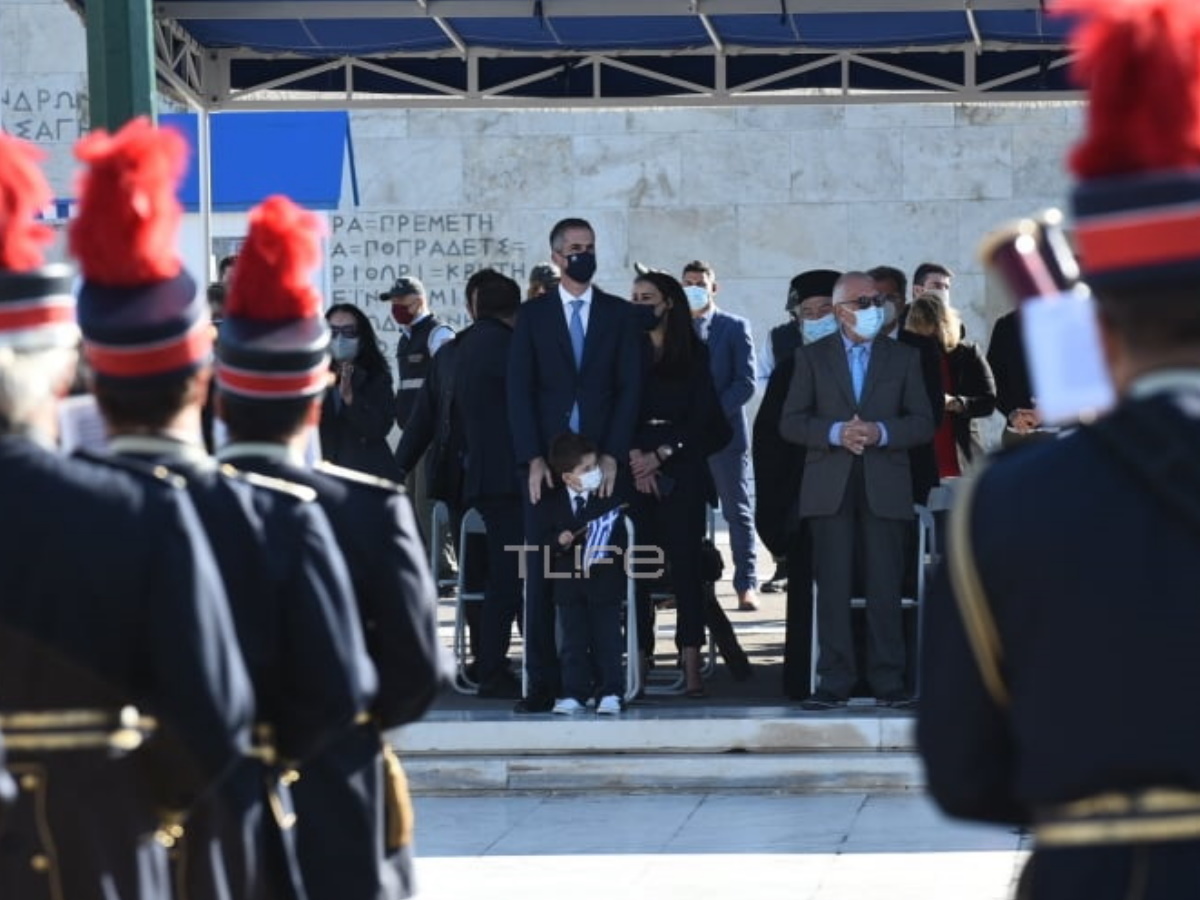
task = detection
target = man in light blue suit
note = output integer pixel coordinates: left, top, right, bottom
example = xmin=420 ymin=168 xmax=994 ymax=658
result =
xmin=682 ymin=261 xmax=759 ymax=611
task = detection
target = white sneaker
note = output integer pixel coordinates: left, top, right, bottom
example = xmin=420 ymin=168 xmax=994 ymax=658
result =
xmin=596 ymin=695 xmax=622 ymax=716
xmin=552 ymin=697 xmax=585 ymax=715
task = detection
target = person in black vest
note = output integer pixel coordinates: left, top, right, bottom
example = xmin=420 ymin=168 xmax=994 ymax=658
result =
xmin=0 ymin=126 xmax=255 ymax=900
xmin=72 ymin=130 xmax=376 ymax=900
xmin=920 ymin=2 xmax=1200 ymax=895
xmin=218 ymin=198 xmax=443 ymax=900
xmin=752 ymin=268 xmax=840 ymax=700
xmin=385 ymin=275 xmax=457 ymax=587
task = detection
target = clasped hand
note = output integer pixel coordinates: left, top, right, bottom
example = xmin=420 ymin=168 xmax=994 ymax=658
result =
xmin=841 ymin=415 xmax=881 ymax=456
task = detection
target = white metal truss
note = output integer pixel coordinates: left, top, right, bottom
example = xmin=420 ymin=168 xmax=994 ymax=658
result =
xmin=118 ymin=0 xmax=1081 ymax=109
xmin=190 ymin=44 xmax=1078 ymax=110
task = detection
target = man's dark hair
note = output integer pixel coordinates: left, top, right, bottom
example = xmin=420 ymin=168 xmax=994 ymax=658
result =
xmin=93 ymin=375 xmax=197 ymax=432
xmin=548 ymin=431 xmax=598 ymax=477
xmin=465 ymin=267 xmax=508 ymax=315
xmin=868 ymin=265 xmax=907 ymax=299
xmin=220 ymin=394 xmax=314 ymax=444
xmin=206 ymin=282 xmax=226 ymax=319
xmin=218 ymin=254 xmax=238 ymax=279
xmin=1097 ymin=287 xmax=1200 ymax=354
xmin=474 ymin=274 xmax=521 ymax=321
xmin=682 ymin=260 xmax=715 ymax=280
xmin=549 ymin=218 xmax=594 ymax=253
xmin=913 ymin=262 xmax=954 ymax=286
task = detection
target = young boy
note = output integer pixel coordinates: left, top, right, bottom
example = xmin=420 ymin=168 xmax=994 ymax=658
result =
xmin=539 ymin=432 xmax=629 ymax=715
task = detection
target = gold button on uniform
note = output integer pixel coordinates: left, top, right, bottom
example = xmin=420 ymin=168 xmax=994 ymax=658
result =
xmin=30 ymin=854 xmax=50 ymax=873
xmin=19 ymin=774 xmax=39 ymax=790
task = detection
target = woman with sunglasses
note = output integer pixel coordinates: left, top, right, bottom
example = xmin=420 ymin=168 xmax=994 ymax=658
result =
xmin=320 ymin=303 xmax=400 ymax=480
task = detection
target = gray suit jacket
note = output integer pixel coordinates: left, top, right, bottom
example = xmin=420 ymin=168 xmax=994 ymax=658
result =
xmin=780 ymin=332 xmax=934 ymax=521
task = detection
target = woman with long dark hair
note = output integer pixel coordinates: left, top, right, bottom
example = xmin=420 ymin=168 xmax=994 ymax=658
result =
xmin=628 ymin=270 xmax=731 ymax=696
xmin=320 ymin=303 xmax=399 ymax=479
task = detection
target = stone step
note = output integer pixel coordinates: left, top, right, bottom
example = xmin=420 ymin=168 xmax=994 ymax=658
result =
xmin=390 ymin=709 xmax=921 ymax=794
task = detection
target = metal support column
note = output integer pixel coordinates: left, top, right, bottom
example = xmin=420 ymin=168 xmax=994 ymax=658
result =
xmin=86 ymin=0 xmax=157 ymax=130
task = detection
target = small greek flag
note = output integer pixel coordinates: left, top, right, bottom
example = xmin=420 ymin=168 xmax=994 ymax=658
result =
xmin=583 ymin=508 xmax=621 ymax=571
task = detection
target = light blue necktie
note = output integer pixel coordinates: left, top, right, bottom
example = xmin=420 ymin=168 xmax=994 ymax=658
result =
xmin=849 ymin=344 xmax=868 ymax=402
xmin=568 ymin=299 xmax=585 ymax=431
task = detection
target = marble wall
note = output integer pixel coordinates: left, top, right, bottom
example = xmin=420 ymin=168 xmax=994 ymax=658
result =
xmin=1 ymin=0 xmax=1084 ymax=373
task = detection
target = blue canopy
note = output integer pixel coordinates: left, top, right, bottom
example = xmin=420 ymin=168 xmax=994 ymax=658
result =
xmin=64 ymin=1 xmax=1078 ymax=107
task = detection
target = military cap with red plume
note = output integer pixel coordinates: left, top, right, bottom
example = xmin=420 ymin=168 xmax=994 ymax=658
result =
xmin=70 ymin=117 xmax=210 ymax=382
xmin=216 ymin=195 xmax=330 ymax=399
xmin=0 ymin=134 xmax=76 ymax=351
xmin=1059 ymin=0 xmax=1200 ymax=290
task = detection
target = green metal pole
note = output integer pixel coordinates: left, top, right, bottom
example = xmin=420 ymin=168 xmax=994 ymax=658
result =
xmin=85 ymin=0 xmax=157 ymax=131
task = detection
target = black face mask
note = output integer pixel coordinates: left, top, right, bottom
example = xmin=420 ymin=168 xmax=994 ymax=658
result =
xmin=564 ymin=251 xmax=597 ymax=284
xmin=632 ymin=303 xmax=661 ymax=332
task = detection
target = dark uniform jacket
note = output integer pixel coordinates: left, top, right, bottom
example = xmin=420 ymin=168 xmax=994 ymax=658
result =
xmin=108 ymin=435 xmax=376 ymax=900
xmin=0 ymin=435 xmax=254 ymax=900
xmin=919 ymin=387 xmax=1200 ymax=899
xmin=219 ymin=443 xmax=443 ymax=900
xmin=321 ymin=363 xmax=401 ymax=481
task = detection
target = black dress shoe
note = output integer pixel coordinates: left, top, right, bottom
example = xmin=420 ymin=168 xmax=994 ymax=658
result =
xmin=800 ymin=690 xmax=848 ymax=711
xmin=476 ymin=673 xmax=522 ymax=700
xmin=513 ymin=694 xmax=555 ymax=714
xmin=877 ymin=692 xmax=917 ymax=710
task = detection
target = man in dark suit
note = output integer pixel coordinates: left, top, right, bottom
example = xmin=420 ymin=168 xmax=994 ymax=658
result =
xmin=986 ymin=308 xmax=1059 ymax=449
xmin=681 ymin=260 xmax=759 ymax=611
xmin=781 ymin=271 xmax=934 ymax=710
xmin=456 ymin=273 xmax=525 ymax=699
xmin=507 ymin=217 xmax=642 ymax=713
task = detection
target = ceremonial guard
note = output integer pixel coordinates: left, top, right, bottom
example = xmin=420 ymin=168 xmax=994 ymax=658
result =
xmin=0 ymin=133 xmax=254 ymax=899
xmin=919 ymin=1 xmax=1200 ymax=897
xmin=216 ymin=195 xmax=443 ymax=899
xmin=69 ymin=120 xmax=377 ymax=900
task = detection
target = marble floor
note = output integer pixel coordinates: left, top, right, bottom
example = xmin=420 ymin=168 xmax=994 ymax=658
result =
xmin=411 ymin=791 xmax=1027 ymax=900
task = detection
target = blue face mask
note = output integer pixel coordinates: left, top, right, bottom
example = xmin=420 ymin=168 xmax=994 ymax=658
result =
xmin=851 ymin=305 xmax=885 ymax=341
xmin=683 ymin=285 xmax=710 ymax=312
xmin=801 ymin=314 xmax=837 ymax=344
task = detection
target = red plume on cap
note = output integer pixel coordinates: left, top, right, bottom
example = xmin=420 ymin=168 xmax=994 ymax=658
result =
xmin=69 ymin=116 xmax=187 ymax=286
xmin=1057 ymin=0 xmax=1200 ymax=178
xmin=0 ymin=134 xmax=55 ymax=272
xmin=225 ymin=195 xmax=324 ymax=321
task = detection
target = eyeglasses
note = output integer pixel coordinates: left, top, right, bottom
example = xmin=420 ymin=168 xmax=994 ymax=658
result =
xmin=328 ymin=325 xmax=359 ymax=338
xmin=836 ymin=295 xmax=886 ymax=311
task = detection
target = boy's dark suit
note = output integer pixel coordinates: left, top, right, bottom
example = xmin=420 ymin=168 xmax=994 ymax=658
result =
xmin=508 ymin=287 xmax=642 ymax=703
xmin=535 ymin=486 xmax=630 ymax=704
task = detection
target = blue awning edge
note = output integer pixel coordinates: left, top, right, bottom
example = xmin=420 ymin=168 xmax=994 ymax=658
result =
xmin=161 ymin=111 xmax=353 ymax=212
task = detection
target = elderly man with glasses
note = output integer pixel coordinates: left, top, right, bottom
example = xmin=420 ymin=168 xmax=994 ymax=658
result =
xmin=780 ymin=271 xmax=934 ymax=710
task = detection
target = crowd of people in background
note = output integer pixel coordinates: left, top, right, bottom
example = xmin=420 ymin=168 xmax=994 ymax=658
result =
xmin=308 ymin=213 xmax=1033 ymax=715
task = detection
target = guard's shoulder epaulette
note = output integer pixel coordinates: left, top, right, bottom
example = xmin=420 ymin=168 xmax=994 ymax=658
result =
xmin=75 ymin=449 xmax=187 ymax=490
xmin=314 ymin=461 xmax=406 ymax=494
xmin=218 ymin=463 xmax=318 ymax=503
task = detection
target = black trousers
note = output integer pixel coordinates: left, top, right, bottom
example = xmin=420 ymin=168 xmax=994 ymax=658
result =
xmin=521 ymin=490 xmax=559 ymax=698
xmin=474 ymin=496 xmax=523 ymax=686
xmin=555 ymin=574 xmax=625 ymax=703
xmin=781 ymin=521 xmax=814 ymax=701
xmin=631 ymin=467 xmax=708 ymax=653
xmin=808 ymin=460 xmax=907 ymax=699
